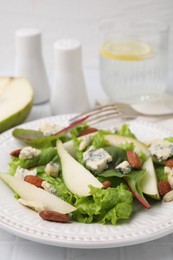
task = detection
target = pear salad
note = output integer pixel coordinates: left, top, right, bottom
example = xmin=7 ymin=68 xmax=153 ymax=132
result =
xmin=1 ymin=122 xmax=173 ymax=225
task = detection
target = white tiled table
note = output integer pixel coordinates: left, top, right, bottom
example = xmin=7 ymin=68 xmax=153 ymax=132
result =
xmin=1 ymin=69 xmax=173 ymax=260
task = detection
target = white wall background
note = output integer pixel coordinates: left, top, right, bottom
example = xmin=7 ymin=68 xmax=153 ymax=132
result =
xmin=0 ymin=0 xmax=173 ymax=89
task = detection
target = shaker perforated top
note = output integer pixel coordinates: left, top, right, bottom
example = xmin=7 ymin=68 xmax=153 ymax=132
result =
xmin=54 ymin=39 xmax=81 ymax=51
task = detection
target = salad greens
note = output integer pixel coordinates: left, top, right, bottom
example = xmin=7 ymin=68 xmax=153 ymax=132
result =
xmin=9 ymin=147 xmax=58 ymax=175
xmin=4 ymin=122 xmax=173 ymax=225
xmin=73 ymin=184 xmax=133 ymax=225
xmin=117 ymin=124 xmax=136 ymax=138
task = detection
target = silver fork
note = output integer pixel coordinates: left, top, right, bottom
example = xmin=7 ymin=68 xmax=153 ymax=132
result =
xmin=69 ymin=103 xmax=173 ymax=125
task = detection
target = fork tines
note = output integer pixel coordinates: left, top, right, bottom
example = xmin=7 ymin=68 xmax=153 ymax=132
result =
xmin=69 ymin=104 xmax=121 ymax=125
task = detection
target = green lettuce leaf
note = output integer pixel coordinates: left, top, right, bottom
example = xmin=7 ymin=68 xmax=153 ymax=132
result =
xmin=100 ymin=202 xmax=133 ymax=225
xmin=117 ymin=124 xmax=136 ymax=138
xmin=155 ymin=165 xmax=167 ymax=181
xmin=70 ymin=123 xmax=89 ymax=137
xmin=119 ymin=141 xmax=135 ymax=151
xmin=91 ymin=130 xmax=109 ymax=148
xmin=72 ymin=183 xmax=133 ymax=225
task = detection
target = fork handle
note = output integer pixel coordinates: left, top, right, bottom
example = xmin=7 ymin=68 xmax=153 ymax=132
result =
xmin=136 ymin=112 xmax=173 ymax=119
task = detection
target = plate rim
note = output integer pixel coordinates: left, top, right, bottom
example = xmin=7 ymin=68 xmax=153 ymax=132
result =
xmin=0 ymin=115 xmax=173 ymax=249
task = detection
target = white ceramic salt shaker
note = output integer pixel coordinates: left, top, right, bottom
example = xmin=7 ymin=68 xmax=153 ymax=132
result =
xmin=15 ymin=28 xmax=50 ymax=104
xmin=50 ymin=39 xmax=89 ymax=114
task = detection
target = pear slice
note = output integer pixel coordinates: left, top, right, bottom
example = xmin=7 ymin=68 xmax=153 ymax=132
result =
xmin=104 ymin=135 xmax=150 ymax=157
xmin=141 ymin=156 xmax=160 ymax=200
xmin=0 ymin=173 xmax=76 ymax=214
xmin=0 ymin=77 xmax=33 ymax=133
xmin=57 ymin=140 xmax=103 ymax=196
xmin=63 ymin=140 xmax=78 ymax=158
xmin=63 ymin=134 xmax=150 ymax=158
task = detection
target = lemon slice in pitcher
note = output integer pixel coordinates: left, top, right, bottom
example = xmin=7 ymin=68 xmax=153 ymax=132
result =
xmin=100 ymin=40 xmax=152 ymax=61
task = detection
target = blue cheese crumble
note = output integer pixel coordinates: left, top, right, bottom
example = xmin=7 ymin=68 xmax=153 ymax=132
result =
xmin=45 ymin=162 xmax=60 ymax=177
xmin=19 ymin=146 xmax=41 ymax=160
xmin=79 ymin=135 xmax=92 ymax=151
xmin=148 ymin=140 xmax=173 ymax=161
xmin=41 ymin=181 xmax=56 ymax=194
xmin=83 ymin=146 xmax=112 ymax=173
xmin=39 ymin=123 xmax=63 ymax=136
xmin=15 ymin=167 xmax=37 ymax=179
xmin=115 ymin=161 xmax=132 ymax=174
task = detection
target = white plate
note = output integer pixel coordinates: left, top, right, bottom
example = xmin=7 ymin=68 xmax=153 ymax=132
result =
xmin=0 ymin=115 xmax=173 ymax=249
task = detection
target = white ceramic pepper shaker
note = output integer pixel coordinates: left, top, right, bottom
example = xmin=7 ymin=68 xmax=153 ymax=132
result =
xmin=50 ymin=39 xmax=89 ymax=115
xmin=15 ymin=28 xmax=50 ymax=104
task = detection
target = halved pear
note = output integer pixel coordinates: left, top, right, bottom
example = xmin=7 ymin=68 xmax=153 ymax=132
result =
xmin=0 ymin=77 xmax=33 ymax=133
xmin=57 ymin=140 xmax=103 ymax=196
xmin=0 ymin=173 xmax=76 ymax=214
xmin=141 ymin=157 xmax=160 ymax=200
